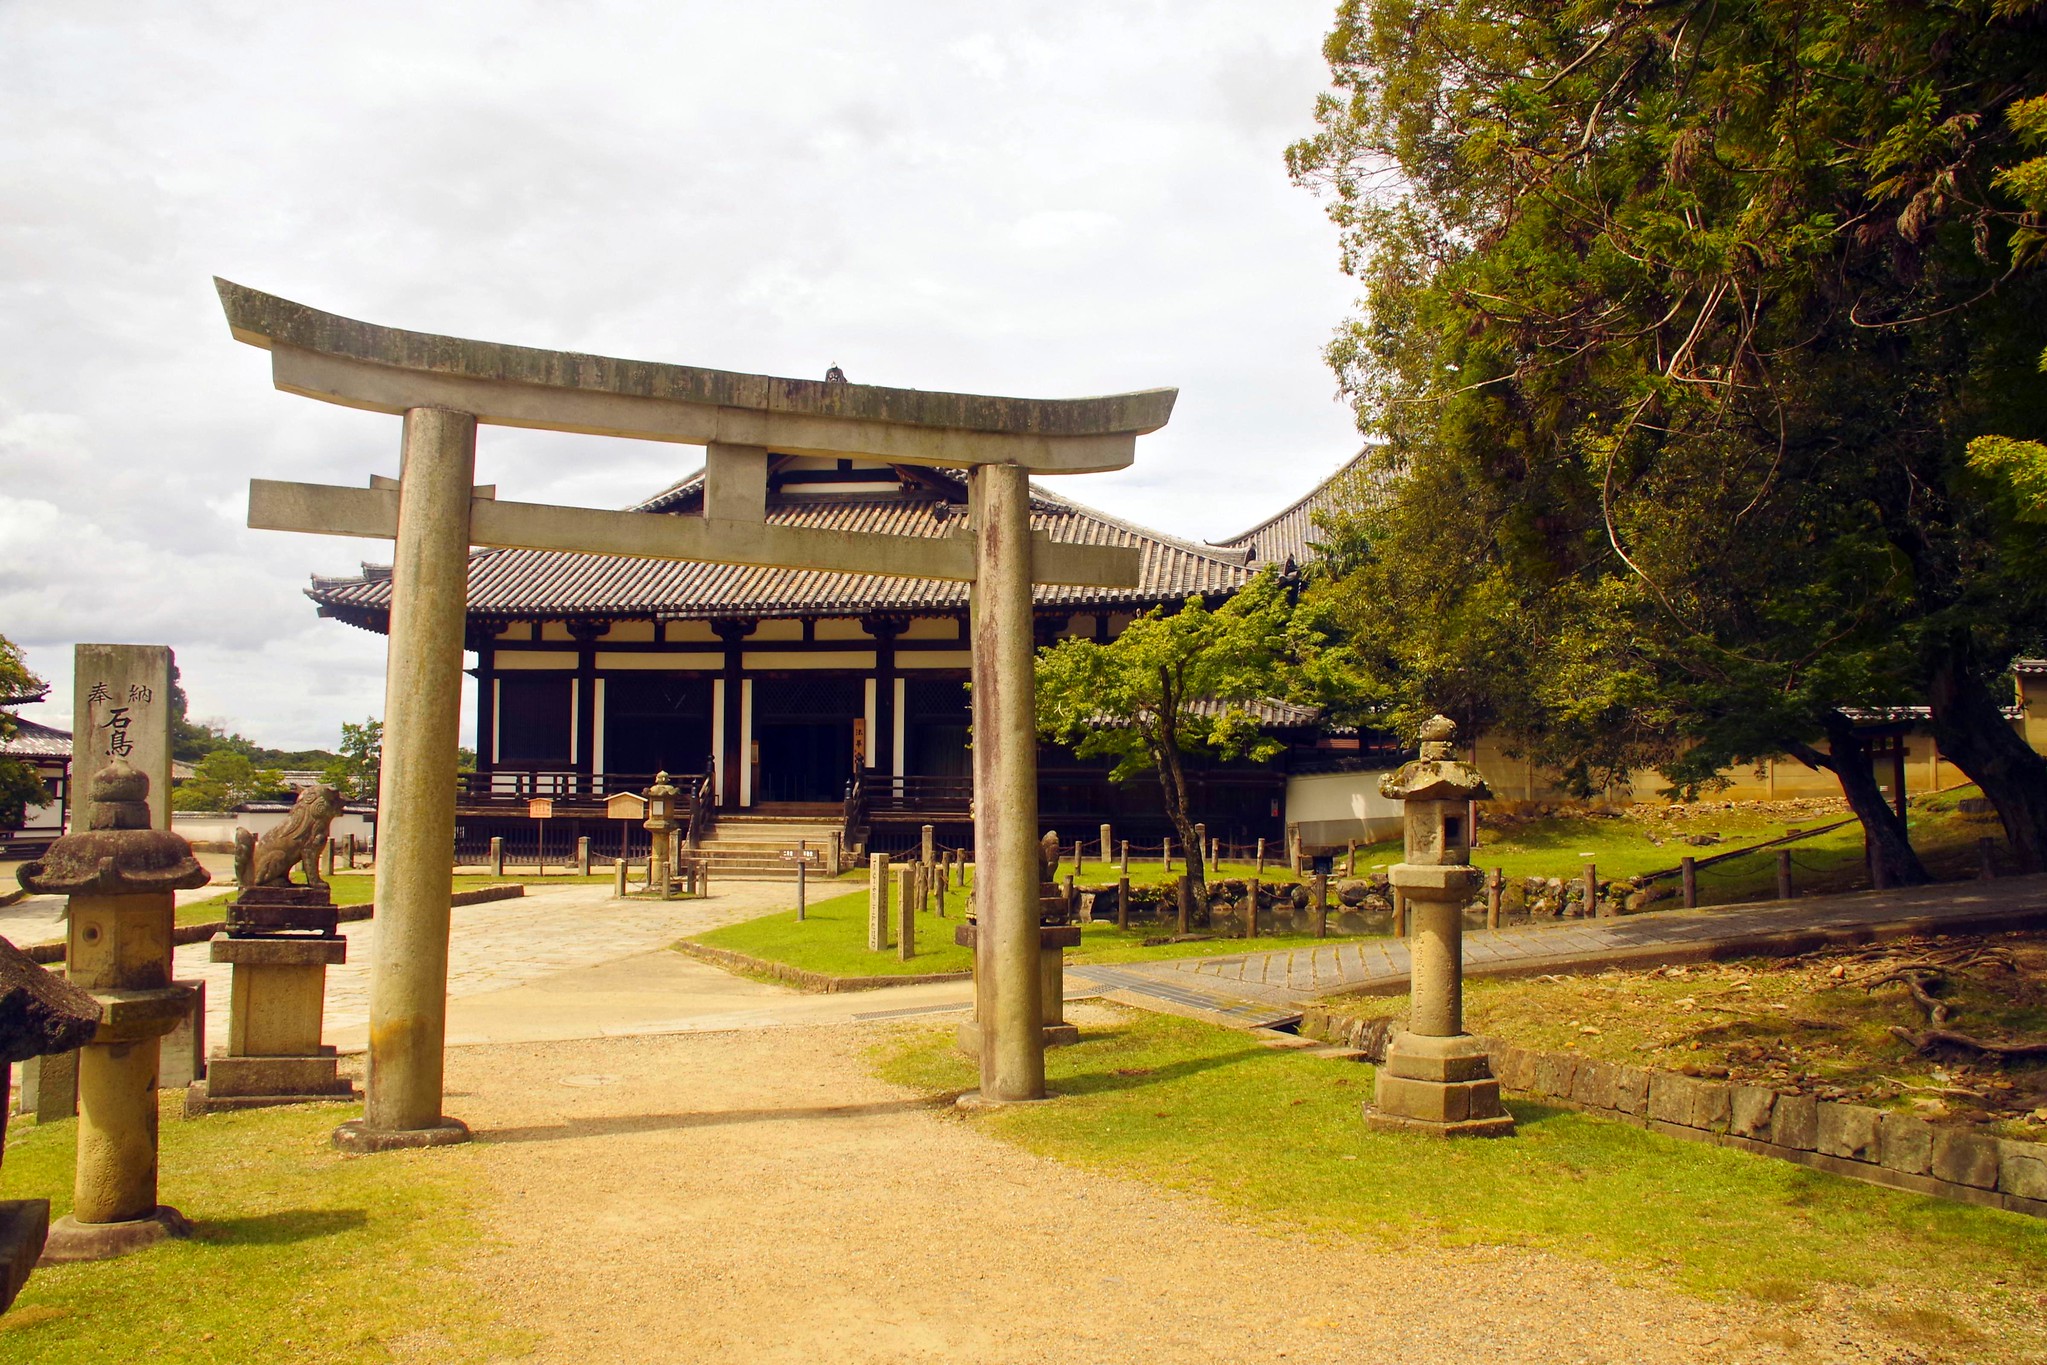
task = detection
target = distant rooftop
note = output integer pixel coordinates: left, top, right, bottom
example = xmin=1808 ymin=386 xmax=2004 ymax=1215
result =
xmin=1211 ymin=451 xmax=1384 ymax=569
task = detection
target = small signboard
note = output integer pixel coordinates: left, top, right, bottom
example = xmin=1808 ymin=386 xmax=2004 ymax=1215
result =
xmin=780 ymin=848 xmax=821 ymax=862
xmin=605 ymin=792 xmax=647 ymax=820
xmin=527 ymin=797 xmax=554 ymax=820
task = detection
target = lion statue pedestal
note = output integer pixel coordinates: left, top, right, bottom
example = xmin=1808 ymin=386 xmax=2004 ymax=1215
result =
xmin=186 ymin=786 xmax=356 ymax=1116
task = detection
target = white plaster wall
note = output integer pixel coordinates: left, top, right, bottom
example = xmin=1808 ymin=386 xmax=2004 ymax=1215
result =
xmin=1284 ymin=769 xmax=1403 ymax=848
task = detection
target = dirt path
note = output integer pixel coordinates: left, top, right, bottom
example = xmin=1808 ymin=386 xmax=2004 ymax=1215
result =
xmin=449 ymin=1022 xmax=1901 ymax=1365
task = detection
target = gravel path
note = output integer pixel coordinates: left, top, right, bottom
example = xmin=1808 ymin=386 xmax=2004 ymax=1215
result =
xmin=450 ymin=1022 xmax=1909 ymax=1365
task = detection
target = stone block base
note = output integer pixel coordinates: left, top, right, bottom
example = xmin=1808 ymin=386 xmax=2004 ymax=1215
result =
xmin=196 ymin=1052 xmax=351 ymax=1101
xmin=0 ymin=1200 xmax=49 ymax=1313
xmin=1367 ymin=1072 xmax=1517 ymax=1138
xmin=955 ymin=1090 xmax=1056 ymax=1111
xmin=331 ymin=1117 xmax=471 ymax=1153
xmin=953 ymin=1018 xmax=1080 ymax=1058
xmin=38 ymin=1205 xmax=190 ymax=1264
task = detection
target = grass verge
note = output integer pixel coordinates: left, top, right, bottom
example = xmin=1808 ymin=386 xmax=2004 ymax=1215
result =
xmin=873 ymin=1006 xmax=2047 ymax=1357
xmin=685 ymin=880 xmax=1384 ymax=981
xmin=0 ymin=1097 xmax=522 ymax=1363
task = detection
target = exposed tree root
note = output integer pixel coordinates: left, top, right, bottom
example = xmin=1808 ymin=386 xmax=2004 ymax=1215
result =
xmin=1866 ymin=968 xmax=1956 ymax=1026
xmin=1889 ymin=1026 xmax=2047 ymax=1060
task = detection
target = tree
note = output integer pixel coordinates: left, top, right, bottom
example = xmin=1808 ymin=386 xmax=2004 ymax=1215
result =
xmin=1035 ymin=571 xmax=1360 ymax=893
xmin=322 ymin=718 xmax=383 ymax=801
xmin=170 ymin=749 xmax=288 ymax=812
xmin=0 ymin=634 xmax=49 ymax=829
xmin=1290 ymin=0 xmax=2047 ymax=880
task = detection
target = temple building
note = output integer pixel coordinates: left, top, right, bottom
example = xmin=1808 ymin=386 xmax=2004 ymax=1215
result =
xmin=304 ymin=455 xmax=1362 ymax=860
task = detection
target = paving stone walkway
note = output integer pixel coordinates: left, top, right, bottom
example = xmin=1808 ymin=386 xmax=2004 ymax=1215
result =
xmin=1073 ymin=874 xmax=2047 ymax=1026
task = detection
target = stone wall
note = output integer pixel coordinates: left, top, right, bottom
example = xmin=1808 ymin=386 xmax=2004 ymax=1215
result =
xmin=1297 ymin=1007 xmax=2047 ymax=1219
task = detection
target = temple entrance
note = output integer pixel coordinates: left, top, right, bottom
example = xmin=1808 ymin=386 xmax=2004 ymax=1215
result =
xmin=752 ymin=676 xmax=858 ymax=804
xmin=605 ymin=675 xmax=713 ymax=778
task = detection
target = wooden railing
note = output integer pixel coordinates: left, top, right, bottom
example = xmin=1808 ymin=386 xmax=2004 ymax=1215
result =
xmin=457 ymin=767 xmax=702 ymax=815
xmin=685 ymin=768 xmax=718 ymax=849
xmin=865 ymin=775 xmax=974 ymax=820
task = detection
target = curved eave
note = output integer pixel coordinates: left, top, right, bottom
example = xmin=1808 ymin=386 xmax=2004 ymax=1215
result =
xmin=217 ymin=279 xmax=1177 ymax=441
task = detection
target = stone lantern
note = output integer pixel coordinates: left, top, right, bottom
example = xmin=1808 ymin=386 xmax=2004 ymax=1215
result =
xmin=1366 ymin=716 xmax=1514 ymax=1138
xmin=955 ymin=830 xmax=1080 ymax=1060
xmin=16 ymin=760 xmax=210 ymax=1258
xmin=643 ymin=771 xmax=678 ymax=897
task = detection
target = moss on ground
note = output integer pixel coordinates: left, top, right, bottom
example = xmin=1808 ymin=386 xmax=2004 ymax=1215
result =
xmin=873 ymin=1006 xmax=2047 ymax=1359
xmin=0 ymin=1097 xmax=524 ymax=1363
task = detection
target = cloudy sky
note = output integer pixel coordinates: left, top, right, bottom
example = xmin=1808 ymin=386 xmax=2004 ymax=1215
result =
xmin=0 ymin=0 xmax=1362 ymax=752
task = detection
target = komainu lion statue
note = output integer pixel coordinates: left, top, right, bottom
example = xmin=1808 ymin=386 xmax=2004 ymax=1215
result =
xmin=233 ymin=785 xmax=345 ymax=890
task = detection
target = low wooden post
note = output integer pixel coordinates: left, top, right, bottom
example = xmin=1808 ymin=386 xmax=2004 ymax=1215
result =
xmin=576 ymin=835 xmax=591 ymax=876
xmin=1775 ymin=849 xmax=1793 ymax=901
xmin=896 ymin=864 xmax=915 ymax=961
xmin=489 ymin=836 xmax=504 ymax=877
xmin=1116 ymin=875 xmax=1130 ymax=930
xmin=346 ymin=832 xmax=358 ymax=869
xmin=796 ymin=840 xmax=809 ymax=921
xmin=1681 ymin=856 xmax=1698 ymax=909
xmin=1312 ymin=872 xmax=1328 ymax=939
xmin=1163 ymin=837 xmax=1172 ymax=872
xmin=612 ymin=858 xmax=627 ymax=898
xmin=1063 ymin=872 xmax=1077 ymax=920
xmin=1583 ymin=861 xmax=1600 ymax=917
xmin=1175 ymin=875 xmax=1190 ymax=936
xmin=1980 ymin=836 xmax=1999 ymax=880
xmin=1246 ymin=877 xmax=1260 ymax=939
xmin=1347 ymin=838 xmax=1357 ymax=878
xmin=1288 ymin=825 xmax=1302 ymax=876
xmin=324 ymin=838 xmax=338 ymax=878
xmin=1486 ymin=867 xmax=1503 ymax=929
xmin=933 ymin=858 xmax=947 ymax=917
xmin=1073 ymin=837 xmax=1084 ymax=879
xmin=829 ymin=830 xmax=844 ymax=875
xmin=1211 ymin=837 xmax=1221 ymax=869
xmin=921 ymin=824 xmax=935 ymax=868
xmin=868 ymin=853 xmax=890 ymax=952
xmin=1194 ymin=824 xmax=1207 ymax=871
xmin=1254 ymin=837 xmax=1266 ymax=875
xmin=1099 ymin=823 xmax=1112 ymax=871
xmin=1391 ymin=886 xmax=1407 ymax=938
xmin=1118 ymin=840 xmax=1129 ymax=875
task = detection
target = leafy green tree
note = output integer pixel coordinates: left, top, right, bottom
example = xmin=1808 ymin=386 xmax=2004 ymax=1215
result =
xmin=321 ymin=718 xmax=383 ymax=801
xmin=170 ymin=749 xmax=288 ymax=812
xmin=1290 ymin=0 xmax=2047 ymax=879
xmin=1035 ymin=571 xmax=1360 ymax=893
xmin=0 ymin=633 xmax=49 ymax=828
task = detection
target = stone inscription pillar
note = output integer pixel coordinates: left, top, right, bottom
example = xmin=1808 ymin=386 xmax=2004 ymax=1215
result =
xmin=341 ymin=407 xmax=476 ymax=1153
xmin=968 ymin=463 xmax=1045 ymax=1104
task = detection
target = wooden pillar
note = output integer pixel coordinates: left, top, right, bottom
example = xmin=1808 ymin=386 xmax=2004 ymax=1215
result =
xmin=1312 ymin=872 xmax=1328 ymax=939
xmin=896 ymin=864 xmax=916 ymax=962
xmin=1486 ymin=867 xmax=1502 ymax=929
xmin=1175 ymin=875 xmax=1191 ymax=936
xmin=1776 ymin=849 xmax=1793 ymax=901
xmin=1681 ymin=856 xmax=1697 ymax=908
xmin=1246 ymin=877 xmax=1260 ymax=939
xmin=1116 ymin=875 xmax=1130 ymax=930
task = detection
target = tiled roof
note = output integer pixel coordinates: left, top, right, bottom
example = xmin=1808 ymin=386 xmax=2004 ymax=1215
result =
xmin=1212 ymin=450 xmax=1385 ymax=568
xmin=307 ymin=465 xmax=1254 ymax=627
xmin=1 ymin=716 xmax=70 ymax=759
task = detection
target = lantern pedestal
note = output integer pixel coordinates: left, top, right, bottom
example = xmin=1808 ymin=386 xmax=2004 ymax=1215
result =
xmin=952 ymin=918 xmax=1081 ymax=1053
xmin=186 ymin=935 xmax=354 ymax=1115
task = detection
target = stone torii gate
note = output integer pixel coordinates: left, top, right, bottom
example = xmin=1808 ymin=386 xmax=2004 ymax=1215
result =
xmin=214 ymin=279 xmax=1174 ymax=1149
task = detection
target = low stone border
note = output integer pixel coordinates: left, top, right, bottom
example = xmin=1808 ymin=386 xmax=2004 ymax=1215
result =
xmin=18 ymin=883 xmax=525 ymax=966
xmin=674 ymin=939 xmax=970 ymax=994
xmin=1298 ymin=1007 xmax=2047 ymax=1220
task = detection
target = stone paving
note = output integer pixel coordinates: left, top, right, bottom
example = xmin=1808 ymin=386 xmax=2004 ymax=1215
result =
xmin=1074 ymin=874 xmax=2047 ymax=1025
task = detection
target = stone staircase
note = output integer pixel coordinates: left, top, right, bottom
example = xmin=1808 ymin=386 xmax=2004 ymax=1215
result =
xmin=692 ymin=811 xmax=847 ymax=880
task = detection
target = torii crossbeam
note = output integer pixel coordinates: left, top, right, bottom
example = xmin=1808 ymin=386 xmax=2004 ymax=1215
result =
xmin=216 ymin=279 xmax=1175 ymax=1149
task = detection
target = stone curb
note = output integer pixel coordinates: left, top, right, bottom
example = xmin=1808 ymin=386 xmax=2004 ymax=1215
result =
xmin=1297 ymin=1008 xmax=2047 ymax=1220
xmin=673 ymin=939 xmax=972 ymax=994
xmin=1318 ymin=902 xmax=2047 ymax=1001
xmin=18 ymin=883 xmax=526 ymax=965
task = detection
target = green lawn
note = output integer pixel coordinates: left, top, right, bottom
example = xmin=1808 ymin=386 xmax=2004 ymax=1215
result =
xmin=875 ymin=1007 xmax=2047 ymax=1357
xmin=1334 ymin=787 xmax=2009 ymax=908
xmin=0 ymin=1099 xmax=523 ymax=1363
xmin=176 ymin=871 xmax=590 ymax=921
xmin=686 ymin=874 xmax=1387 ymax=980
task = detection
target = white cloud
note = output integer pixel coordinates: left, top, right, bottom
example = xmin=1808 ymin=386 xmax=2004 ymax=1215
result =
xmin=0 ymin=0 xmax=1361 ymax=751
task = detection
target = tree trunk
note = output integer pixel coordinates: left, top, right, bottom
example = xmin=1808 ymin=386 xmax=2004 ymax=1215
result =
xmin=1927 ymin=645 xmax=2047 ymax=874
xmin=1791 ymin=713 xmax=1930 ymax=888
xmin=1154 ymin=740 xmax=1206 ymax=896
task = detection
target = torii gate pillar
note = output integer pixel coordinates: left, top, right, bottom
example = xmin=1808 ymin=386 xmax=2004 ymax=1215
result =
xmin=214 ymin=279 xmax=1173 ymax=1147
xmin=338 ymin=408 xmax=478 ymax=1150
xmin=970 ymin=463 xmax=1045 ymax=1103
